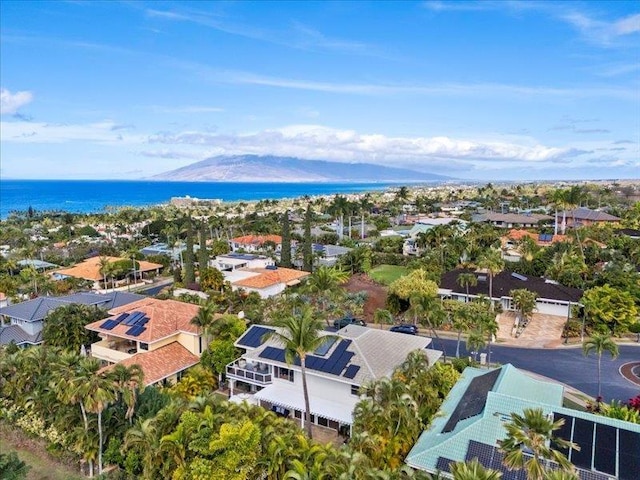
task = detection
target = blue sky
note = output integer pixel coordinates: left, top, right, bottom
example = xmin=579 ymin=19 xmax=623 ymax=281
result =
xmin=1 ymin=0 xmax=638 ymax=181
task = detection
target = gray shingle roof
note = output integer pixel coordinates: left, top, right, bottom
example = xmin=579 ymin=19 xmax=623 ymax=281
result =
xmin=0 ymin=292 xmax=145 ymax=322
xmin=0 ymin=325 xmax=43 ymax=345
xmin=565 ymin=207 xmax=620 ymax=222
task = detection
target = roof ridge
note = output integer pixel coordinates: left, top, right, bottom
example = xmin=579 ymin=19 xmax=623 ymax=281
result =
xmin=349 ymin=331 xmax=376 ymax=379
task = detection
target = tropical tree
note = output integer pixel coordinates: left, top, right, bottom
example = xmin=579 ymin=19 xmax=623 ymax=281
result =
xmin=98 ymin=256 xmax=111 ymax=289
xmin=457 ymin=272 xmax=477 ymax=301
xmin=389 ymin=269 xmax=438 ymax=301
xmin=510 ymin=289 xmax=538 ymax=324
xmin=262 ymin=306 xmax=331 ymax=439
xmin=111 ymin=363 xmax=145 ymax=424
xmin=42 ymin=304 xmax=103 ymax=352
xmin=582 ymin=334 xmax=619 ymax=397
xmin=581 ymin=285 xmax=638 ymax=335
xmin=477 ymin=249 xmax=504 ymax=310
xmin=84 ymin=371 xmax=117 ymax=476
xmin=199 ymin=267 xmax=226 ymax=292
xmin=500 ymin=407 xmax=578 ymax=480
xmin=373 ymin=308 xmax=394 ymax=329
xmin=302 ymin=204 xmax=313 ymax=272
xmin=183 ymin=216 xmax=195 ymax=284
xmin=450 ymin=302 xmax=474 ymax=358
xmin=190 ymin=301 xmax=217 ymax=338
xmin=304 ymin=266 xmax=350 ymax=322
xmin=198 ymin=220 xmax=209 ymax=270
xmin=281 ymin=210 xmax=292 ymax=268
xmin=466 ymin=330 xmax=486 ymax=362
xmin=0 ymin=452 xmax=30 ymax=480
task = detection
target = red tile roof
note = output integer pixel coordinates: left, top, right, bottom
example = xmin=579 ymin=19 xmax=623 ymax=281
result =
xmin=100 ymin=342 xmax=199 ymax=386
xmin=86 ymin=298 xmax=201 ymax=343
xmin=231 ymin=234 xmax=282 ymax=246
xmin=234 ymin=267 xmax=310 ymax=289
xmin=55 ymin=256 xmax=163 ymax=281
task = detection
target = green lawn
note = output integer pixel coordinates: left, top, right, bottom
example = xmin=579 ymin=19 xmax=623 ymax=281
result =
xmin=369 ymin=264 xmax=408 ymax=286
xmin=0 ymin=427 xmax=84 ymax=480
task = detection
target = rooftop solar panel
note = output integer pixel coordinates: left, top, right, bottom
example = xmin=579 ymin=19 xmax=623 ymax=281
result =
xmin=122 ymin=312 xmax=144 ymax=326
xmin=237 ymin=326 xmax=273 ymax=348
xmin=441 ymin=369 xmax=501 ymax=433
xmin=138 ymin=317 xmax=149 ymax=326
xmin=100 ymin=319 xmax=116 ymax=330
xmin=619 ymin=430 xmax=640 ymax=480
xmin=552 ymin=412 xmax=574 ymax=456
xmin=435 ymin=457 xmax=453 ymax=473
xmin=343 ymin=364 xmax=360 ymax=379
xmin=113 ymin=313 xmax=128 ymax=324
xmin=593 ymin=423 xmax=616 ymax=475
xmin=571 ymin=418 xmax=594 ymax=470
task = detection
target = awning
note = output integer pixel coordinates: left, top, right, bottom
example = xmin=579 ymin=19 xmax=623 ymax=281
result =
xmin=253 ymin=382 xmax=358 ymax=425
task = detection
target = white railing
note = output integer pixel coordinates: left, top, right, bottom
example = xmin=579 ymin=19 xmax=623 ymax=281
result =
xmin=90 ymin=340 xmax=134 ymax=363
xmin=226 ymin=360 xmax=272 ymax=385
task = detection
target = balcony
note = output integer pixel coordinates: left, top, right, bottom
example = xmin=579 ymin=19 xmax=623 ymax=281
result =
xmin=90 ymin=339 xmax=136 ymax=364
xmin=226 ymin=359 xmax=272 ymax=385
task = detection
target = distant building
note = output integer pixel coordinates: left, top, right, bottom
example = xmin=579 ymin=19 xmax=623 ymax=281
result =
xmin=170 ymin=196 xmax=222 ymax=207
xmin=406 ymin=364 xmax=640 ymax=479
xmin=561 ymin=207 xmax=621 ymax=229
xmin=473 ymin=212 xmax=553 ymax=229
xmin=53 ymin=256 xmax=163 ymax=290
xmin=403 ymin=218 xmax=467 ymax=256
xmin=230 ymin=234 xmax=282 ymax=253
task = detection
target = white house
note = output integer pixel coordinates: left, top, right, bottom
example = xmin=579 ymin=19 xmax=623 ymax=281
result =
xmin=226 ymin=324 xmax=443 ymax=433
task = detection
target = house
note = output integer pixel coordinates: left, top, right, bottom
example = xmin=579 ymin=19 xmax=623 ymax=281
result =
xmin=291 ymin=244 xmax=352 ymax=268
xmin=0 ymin=292 xmax=144 ymax=347
xmin=211 ymin=253 xmax=275 ymax=272
xmin=226 ymin=324 xmax=442 ymax=433
xmin=501 ymin=229 xmax=568 ymax=262
xmin=439 ymin=269 xmax=583 ymax=318
xmin=403 ymin=218 xmax=467 ymax=256
xmin=229 ymin=234 xmax=282 ymax=253
xmin=53 ymin=256 xmax=163 ymax=290
xmin=472 ymin=212 xmax=553 ymax=229
xmin=140 ymin=242 xmax=188 ymax=262
xmin=405 ymin=364 xmax=640 ymax=480
xmin=85 ymin=298 xmax=205 ymax=386
xmin=561 ymin=207 xmax=621 ymax=229
xmin=17 ymin=259 xmax=59 ymax=271
xmin=229 ymin=266 xmax=310 ymax=299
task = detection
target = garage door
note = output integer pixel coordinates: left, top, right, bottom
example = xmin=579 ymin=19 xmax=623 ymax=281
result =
xmin=536 ymin=301 xmax=568 ymax=317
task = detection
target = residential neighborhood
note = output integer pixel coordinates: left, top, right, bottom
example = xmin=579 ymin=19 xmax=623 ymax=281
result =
xmin=1 ymin=181 xmax=639 ymax=479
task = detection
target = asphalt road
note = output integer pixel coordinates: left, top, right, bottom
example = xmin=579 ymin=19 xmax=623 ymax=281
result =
xmin=433 ymin=338 xmax=640 ymax=403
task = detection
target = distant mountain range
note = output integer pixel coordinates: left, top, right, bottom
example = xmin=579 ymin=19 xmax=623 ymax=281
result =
xmin=151 ymin=155 xmax=451 ymax=183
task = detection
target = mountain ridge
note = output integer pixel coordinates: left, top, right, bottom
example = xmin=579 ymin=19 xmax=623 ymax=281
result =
xmin=151 ymin=155 xmax=451 ymax=183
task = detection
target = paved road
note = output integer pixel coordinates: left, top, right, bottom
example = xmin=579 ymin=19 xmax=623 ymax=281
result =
xmin=433 ymin=338 xmax=640 ymax=403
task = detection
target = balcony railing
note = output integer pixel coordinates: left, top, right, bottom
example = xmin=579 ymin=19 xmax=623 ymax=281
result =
xmin=91 ymin=340 xmax=134 ymax=363
xmin=226 ymin=359 xmax=272 ymax=385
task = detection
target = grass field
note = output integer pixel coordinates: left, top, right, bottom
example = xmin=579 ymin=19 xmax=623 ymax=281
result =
xmin=368 ymin=264 xmax=408 ymax=285
xmin=0 ymin=426 xmax=84 ymax=480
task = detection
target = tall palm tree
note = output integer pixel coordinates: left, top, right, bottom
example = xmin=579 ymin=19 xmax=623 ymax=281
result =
xmin=500 ymin=407 xmax=578 ymax=480
xmin=111 ymin=363 xmax=144 ymax=424
xmin=190 ymin=301 xmax=217 ymax=339
xmin=477 ymin=249 xmax=505 ymax=311
xmin=304 ymin=266 xmax=349 ymax=323
xmin=83 ymin=371 xmax=117 ymax=476
xmin=262 ymin=306 xmax=332 ymax=439
xmin=98 ymin=256 xmax=111 ymax=290
xmin=457 ymin=272 xmax=478 ymax=302
xmin=373 ymin=308 xmax=394 ymax=329
xmin=451 ymin=303 xmax=474 ymax=358
xmin=582 ymin=334 xmax=619 ymax=398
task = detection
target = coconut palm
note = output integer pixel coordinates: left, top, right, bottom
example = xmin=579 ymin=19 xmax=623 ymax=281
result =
xmin=466 ymin=330 xmax=486 ymax=362
xmin=373 ymin=308 xmax=394 ymax=329
xmin=98 ymin=256 xmax=111 ymax=290
xmin=477 ymin=250 xmax=504 ymax=311
xmin=111 ymin=363 xmax=144 ymax=424
xmin=262 ymin=306 xmax=332 ymax=439
xmin=457 ymin=272 xmax=478 ymax=302
xmin=304 ymin=266 xmax=349 ymax=323
xmin=500 ymin=407 xmax=578 ymax=480
xmin=582 ymin=334 xmax=619 ymax=398
xmin=83 ymin=371 xmax=117 ymax=476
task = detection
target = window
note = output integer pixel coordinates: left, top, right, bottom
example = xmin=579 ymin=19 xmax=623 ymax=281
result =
xmin=139 ymin=343 xmax=148 ymax=351
xmin=318 ymin=416 xmax=328 ymax=427
xmin=351 ymin=385 xmax=360 ymax=396
xmin=279 ymin=367 xmax=294 ymax=382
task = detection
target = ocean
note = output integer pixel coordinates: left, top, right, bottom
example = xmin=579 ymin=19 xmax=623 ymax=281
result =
xmin=0 ymin=180 xmax=398 ymax=219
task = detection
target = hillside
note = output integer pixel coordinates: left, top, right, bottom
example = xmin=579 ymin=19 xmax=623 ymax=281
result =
xmin=150 ymin=155 xmax=450 ymax=182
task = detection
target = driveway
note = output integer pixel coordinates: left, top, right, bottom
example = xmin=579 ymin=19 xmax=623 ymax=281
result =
xmin=435 ymin=339 xmax=640 ymax=404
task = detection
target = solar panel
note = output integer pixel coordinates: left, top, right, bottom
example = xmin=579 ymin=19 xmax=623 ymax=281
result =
xmin=619 ymin=429 xmax=640 ymax=480
xmin=593 ymin=423 xmax=616 ymax=475
xmin=138 ymin=317 xmax=149 ymax=326
xmin=343 ymin=364 xmax=360 ymax=379
xmin=571 ymin=418 xmax=594 ymax=470
xmin=511 ymin=272 xmax=528 ymax=281
xmin=314 ymin=337 xmax=337 ymax=356
xmin=122 ymin=312 xmax=144 ymax=326
xmin=441 ymin=369 xmax=501 ymax=433
xmin=552 ymin=412 xmax=574 ymax=456
xmin=237 ymin=326 xmax=273 ymax=348
xmin=113 ymin=313 xmax=128 ymax=324
xmin=125 ymin=325 xmax=146 ymax=336
xmin=333 ymin=351 xmax=355 ymax=375
xmin=100 ymin=319 xmax=116 ymax=330
xmin=465 ymin=440 xmax=494 ymax=467
xmin=435 ymin=457 xmax=453 ymax=473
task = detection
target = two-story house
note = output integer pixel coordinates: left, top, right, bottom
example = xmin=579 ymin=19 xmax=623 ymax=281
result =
xmin=226 ymin=324 xmax=443 ymax=434
xmin=85 ymin=298 xmax=206 ymax=386
xmin=0 ymin=292 xmax=144 ymax=347
xmin=229 ymin=234 xmax=282 ymax=253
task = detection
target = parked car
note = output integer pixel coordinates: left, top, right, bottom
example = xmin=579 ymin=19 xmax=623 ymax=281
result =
xmin=333 ymin=316 xmax=366 ymax=329
xmin=389 ymin=324 xmax=418 ymax=335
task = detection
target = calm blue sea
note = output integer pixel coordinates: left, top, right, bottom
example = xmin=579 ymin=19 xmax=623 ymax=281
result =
xmin=0 ymin=180 xmax=397 ymax=219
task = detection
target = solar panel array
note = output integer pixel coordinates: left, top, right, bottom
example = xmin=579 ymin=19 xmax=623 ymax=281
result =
xmin=259 ymin=339 xmax=359 ymax=378
xmin=99 ymin=311 xmax=148 ymax=337
xmin=435 ymin=456 xmax=454 ymax=473
xmin=552 ymin=412 xmax=640 ymax=480
xmin=538 ymin=233 xmax=554 ymax=242
xmin=343 ymin=364 xmax=361 ymax=379
xmin=237 ymin=326 xmax=274 ymax=348
xmin=441 ymin=369 xmax=501 ymax=433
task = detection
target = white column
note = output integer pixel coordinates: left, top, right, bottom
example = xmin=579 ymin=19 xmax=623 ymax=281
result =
xmin=229 ymin=379 xmax=234 ymax=397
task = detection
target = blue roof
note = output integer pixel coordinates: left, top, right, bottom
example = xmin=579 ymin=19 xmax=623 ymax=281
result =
xmin=0 ymin=292 xmax=144 ymax=322
xmin=17 ymin=259 xmax=59 ymax=269
xmin=0 ymin=325 xmax=43 ymax=345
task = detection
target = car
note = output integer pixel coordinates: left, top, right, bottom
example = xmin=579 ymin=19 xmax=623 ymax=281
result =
xmin=389 ymin=324 xmax=419 ymax=335
xmin=333 ymin=317 xmax=366 ymax=329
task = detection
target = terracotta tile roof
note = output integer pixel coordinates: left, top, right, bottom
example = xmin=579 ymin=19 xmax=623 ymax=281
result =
xmin=100 ymin=342 xmax=199 ymax=386
xmin=233 ymin=267 xmax=310 ymax=289
xmin=54 ymin=256 xmax=163 ymax=281
xmin=86 ymin=298 xmax=201 ymax=343
xmin=504 ymin=229 xmax=567 ymax=246
xmin=231 ymin=234 xmax=282 ymax=246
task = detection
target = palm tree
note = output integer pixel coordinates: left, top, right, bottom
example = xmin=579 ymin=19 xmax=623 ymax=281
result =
xmin=262 ymin=306 xmax=332 ymax=439
xmin=373 ymin=308 xmax=393 ymax=329
xmin=477 ymin=250 xmax=504 ymax=311
xmin=582 ymin=334 xmax=619 ymax=398
xmin=111 ymin=363 xmax=144 ymax=424
xmin=83 ymin=371 xmax=117 ymax=476
xmin=457 ymin=272 xmax=478 ymax=302
xmin=466 ymin=330 xmax=486 ymax=362
xmin=98 ymin=256 xmax=111 ymax=290
xmin=451 ymin=303 xmax=474 ymax=358
xmin=451 ymin=458 xmax=502 ymax=480
xmin=500 ymin=407 xmax=578 ymax=480
xmin=304 ymin=266 xmax=349 ymax=323
xmin=190 ymin=301 xmax=217 ymax=339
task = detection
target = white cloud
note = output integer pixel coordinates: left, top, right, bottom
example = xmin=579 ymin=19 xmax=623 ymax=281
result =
xmin=0 ymin=88 xmax=34 ymax=115
xmin=147 ymin=124 xmax=588 ymax=167
xmin=0 ymin=120 xmax=145 ymax=144
xmin=613 ymin=13 xmax=640 ymax=35
xmin=149 ymin=105 xmax=224 ymax=114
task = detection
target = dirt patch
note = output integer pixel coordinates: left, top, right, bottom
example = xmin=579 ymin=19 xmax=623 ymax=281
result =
xmin=343 ymin=273 xmax=388 ymax=322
